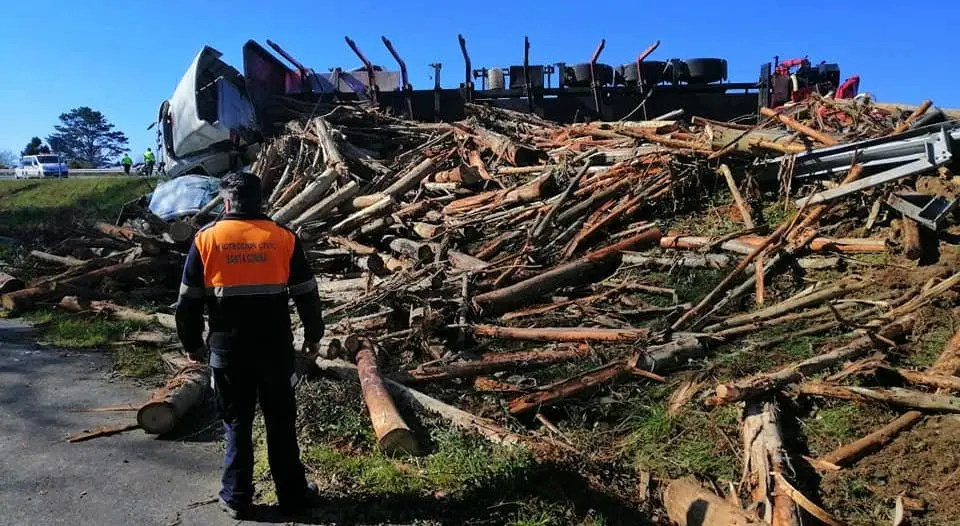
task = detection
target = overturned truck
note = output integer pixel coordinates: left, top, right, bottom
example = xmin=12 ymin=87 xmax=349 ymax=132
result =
xmin=156 ymin=35 xmax=860 ymax=179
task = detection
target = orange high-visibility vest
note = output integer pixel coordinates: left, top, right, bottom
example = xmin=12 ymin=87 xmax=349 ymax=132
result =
xmin=193 ymin=219 xmax=296 ymax=297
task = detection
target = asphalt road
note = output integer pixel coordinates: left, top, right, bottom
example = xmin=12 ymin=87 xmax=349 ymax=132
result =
xmin=0 ymin=319 xmax=234 ymax=526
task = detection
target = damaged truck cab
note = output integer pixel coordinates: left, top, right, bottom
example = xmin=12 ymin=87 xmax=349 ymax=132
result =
xmin=156 ymin=46 xmax=260 ymax=179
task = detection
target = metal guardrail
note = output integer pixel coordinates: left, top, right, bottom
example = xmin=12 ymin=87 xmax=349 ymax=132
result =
xmin=0 ymin=168 xmax=125 ymax=177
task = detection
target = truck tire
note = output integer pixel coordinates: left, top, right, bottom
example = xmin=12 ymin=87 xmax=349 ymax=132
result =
xmin=684 ymin=58 xmax=727 ymax=84
xmin=618 ymin=64 xmax=639 ymax=85
xmin=639 ymin=61 xmax=667 ymax=86
xmin=566 ymin=63 xmax=614 ymax=86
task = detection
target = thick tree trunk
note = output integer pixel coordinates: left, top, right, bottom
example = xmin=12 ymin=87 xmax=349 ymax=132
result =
xmin=137 ymin=364 xmax=209 ymax=435
xmin=741 ymin=399 xmax=801 ymax=526
xmin=352 ymin=337 xmax=418 ymax=455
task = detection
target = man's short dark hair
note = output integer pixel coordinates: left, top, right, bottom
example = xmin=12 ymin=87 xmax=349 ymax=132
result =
xmin=220 ymin=172 xmax=263 ymax=213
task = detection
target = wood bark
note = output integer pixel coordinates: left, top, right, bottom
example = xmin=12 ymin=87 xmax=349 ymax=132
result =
xmin=663 ymin=478 xmax=758 ymax=526
xmin=328 ymin=195 xmax=395 ymax=235
xmin=712 ymin=314 xmax=916 ymax=405
xmin=272 ymin=167 xmax=338 ymax=224
xmin=0 ymin=271 xmax=24 ymax=294
xmin=382 ymin=158 xmax=437 ymax=199
xmin=473 ymin=228 xmax=661 ymax=314
xmin=818 ymin=411 xmax=924 ymax=467
xmin=741 ymin=399 xmax=801 ymax=526
xmin=798 ymin=383 xmax=960 ymax=413
xmin=387 ymin=237 xmax=434 ymax=262
xmin=622 ymin=252 xmax=733 ymax=269
xmin=352 ymin=337 xmax=418 ymax=455
xmin=29 ymin=250 xmax=84 ymax=267
xmin=928 ymin=328 xmax=960 ymax=376
xmin=447 ymin=250 xmax=489 ymax=271
xmin=137 ymin=364 xmax=209 ymax=435
xmin=456 ymin=122 xmax=543 ymax=166
xmin=289 ymin=181 xmax=360 ymax=228
xmin=718 ymin=164 xmax=755 ymax=228
xmin=315 ymin=358 xmax=526 ymax=445
xmin=901 ymin=217 xmax=923 ymax=259
xmin=390 ymin=345 xmax=591 ymax=384
xmin=472 ymin=325 xmax=649 ymax=343
xmin=760 ymin=107 xmax=839 ymax=146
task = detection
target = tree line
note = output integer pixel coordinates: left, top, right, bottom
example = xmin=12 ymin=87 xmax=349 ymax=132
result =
xmin=0 ymin=107 xmax=130 ymax=169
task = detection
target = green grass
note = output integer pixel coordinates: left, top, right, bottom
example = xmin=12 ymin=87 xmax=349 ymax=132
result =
xmin=0 ymin=177 xmax=154 ymax=242
xmin=25 ymin=308 xmax=163 ymax=378
xmin=803 ymin=405 xmax=861 ymax=445
xmin=618 ymin=385 xmax=740 ymax=480
xmin=912 ymin=324 xmax=954 ymax=368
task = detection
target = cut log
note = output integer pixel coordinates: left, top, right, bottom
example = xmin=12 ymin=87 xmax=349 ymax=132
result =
xmin=712 ymin=314 xmax=916 ymax=406
xmin=760 ymin=107 xmax=839 ymax=146
xmin=887 ymin=367 xmax=960 ymax=392
xmin=382 ymin=158 xmax=437 ymax=199
xmin=328 ymin=195 xmax=396 ymax=235
xmin=351 ymin=337 xmax=418 ymax=455
xmin=92 ymin=222 xmax=169 ymax=255
xmin=137 ymin=364 xmax=210 ymax=435
xmin=289 ymin=181 xmax=361 ymax=228
xmin=718 ymin=164 xmax=755 ymax=228
xmin=29 ymin=250 xmax=84 ymax=267
xmin=798 ymin=383 xmax=960 ymax=413
xmin=455 ymin=122 xmax=543 ymax=166
xmin=315 ymin=358 xmax=526 ymax=445
xmin=0 ymin=271 xmax=24 ymax=294
xmin=623 ymin=252 xmax=733 ymax=269
xmin=818 ymin=411 xmax=924 ymax=467
xmin=271 ymin=167 xmax=338 ymax=224
xmin=663 ymin=478 xmax=758 ymax=526
xmin=741 ymin=399 xmax=801 ymax=526
xmin=901 ymin=217 xmax=923 ymax=259
xmin=328 ymin=236 xmax=377 ymax=256
xmin=472 ymin=325 xmax=649 ymax=343
xmin=387 ymin=237 xmax=434 ymax=262
xmin=473 ymin=227 xmax=661 ymax=314
xmin=447 ymin=250 xmax=489 ymax=271
xmin=390 ymin=345 xmax=591 ymax=384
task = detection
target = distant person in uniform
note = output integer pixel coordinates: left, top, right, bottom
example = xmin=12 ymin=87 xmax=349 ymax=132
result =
xmin=175 ymin=172 xmax=324 ymax=520
xmin=120 ymin=154 xmax=133 ymax=175
xmin=143 ymin=148 xmax=156 ymax=176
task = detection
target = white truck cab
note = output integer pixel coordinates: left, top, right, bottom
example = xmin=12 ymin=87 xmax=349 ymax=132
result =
xmin=156 ymin=46 xmax=259 ymax=179
xmin=15 ymin=154 xmax=69 ymax=179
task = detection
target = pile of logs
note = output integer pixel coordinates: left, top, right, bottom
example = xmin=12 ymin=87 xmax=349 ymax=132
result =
xmin=7 ymin=95 xmax=960 ymax=523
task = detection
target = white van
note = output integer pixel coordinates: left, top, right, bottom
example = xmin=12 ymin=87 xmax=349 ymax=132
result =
xmin=156 ymin=46 xmax=259 ymax=178
xmin=15 ymin=154 xmax=69 ymax=179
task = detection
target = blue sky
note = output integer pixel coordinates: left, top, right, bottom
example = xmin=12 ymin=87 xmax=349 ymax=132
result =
xmin=1 ymin=0 xmax=958 ymax=163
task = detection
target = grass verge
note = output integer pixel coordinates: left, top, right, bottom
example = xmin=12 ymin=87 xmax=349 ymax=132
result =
xmin=0 ymin=177 xmax=154 ymax=242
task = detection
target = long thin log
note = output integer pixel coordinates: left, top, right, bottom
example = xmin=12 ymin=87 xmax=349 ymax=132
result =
xmin=719 ymin=164 xmax=755 ymax=228
xmin=704 ymin=279 xmax=867 ymax=332
xmin=289 ymin=181 xmax=361 ymax=229
xmin=29 ymin=250 xmax=84 ymax=267
xmin=887 ymin=367 xmax=960 ymax=392
xmin=818 ymin=411 xmax=924 ymax=467
xmin=315 ymin=358 xmax=525 ymax=445
xmin=473 ymin=325 xmax=648 ymax=343
xmin=68 ymin=423 xmax=141 ymax=443
xmin=760 ymin=107 xmax=839 ymax=146
xmin=272 ymin=168 xmax=338 ymax=224
xmin=798 ymin=383 xmax=960 ymax=413
xmin=770 ymin=472 xmax=844 ymax=526
xmin=382 ymin=157 xmax=437 ymax=200
xmin=622 ymin=252 xmax=733 ymax=269
xmin=137 ymin=364 xmax=209 ymax=434
xmin=314 ymin=118 xmax=347 ymax=172
xmin=473 ymin=228 xmax=661 ymax=314
xmin=742 ymin=399 xmax=801 ymax=526
xmin=390 ymin=345 xmax=591 ymax=384
xmin=891 ymin=100 xmax=932 ymax=135
xmin=531 ymin=161 xmax=590 ymax=242
xmin=328 ymin=196 xmax=395 ymax=235
xmin=712 ymin=314 xmax=916 ymax=406
xmin=663 ymin=478 xmax=758 ymax=526
xmin=352 ymin=337 xmax=418 ymax=455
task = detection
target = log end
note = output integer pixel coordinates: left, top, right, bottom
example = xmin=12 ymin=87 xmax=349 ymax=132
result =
xmin=379 ymin=428 xmax=420 ymax=456
xmin=137 ymin=401 xmax=177 ymax=435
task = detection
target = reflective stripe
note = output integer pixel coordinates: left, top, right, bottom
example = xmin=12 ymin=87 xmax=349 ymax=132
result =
xmin=205 ymin=284 xmax=286 ymax=297
xmin=288 ymin=279 xmax=318 ymax=296
xmin=179 ymin=283 xmax=204 ymax=299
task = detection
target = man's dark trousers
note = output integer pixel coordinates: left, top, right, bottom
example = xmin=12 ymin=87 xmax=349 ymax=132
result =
xmin=213 ymin=355 xmax=307 ymax=509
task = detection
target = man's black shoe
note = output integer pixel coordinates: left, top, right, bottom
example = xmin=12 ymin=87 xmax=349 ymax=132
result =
xmin=280 ymin=481 xmax=323 ymax=516
xmin=219 ymin=498 xmax=251 ymax=520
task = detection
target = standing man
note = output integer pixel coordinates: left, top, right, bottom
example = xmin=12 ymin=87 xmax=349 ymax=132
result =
xmin=143 ymin=147 xmax=156 ymax=176
xmin=175 ymin=172 xmax=324 ymax=519
xmin=120 ymin=153 xmax=133 ymax=175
